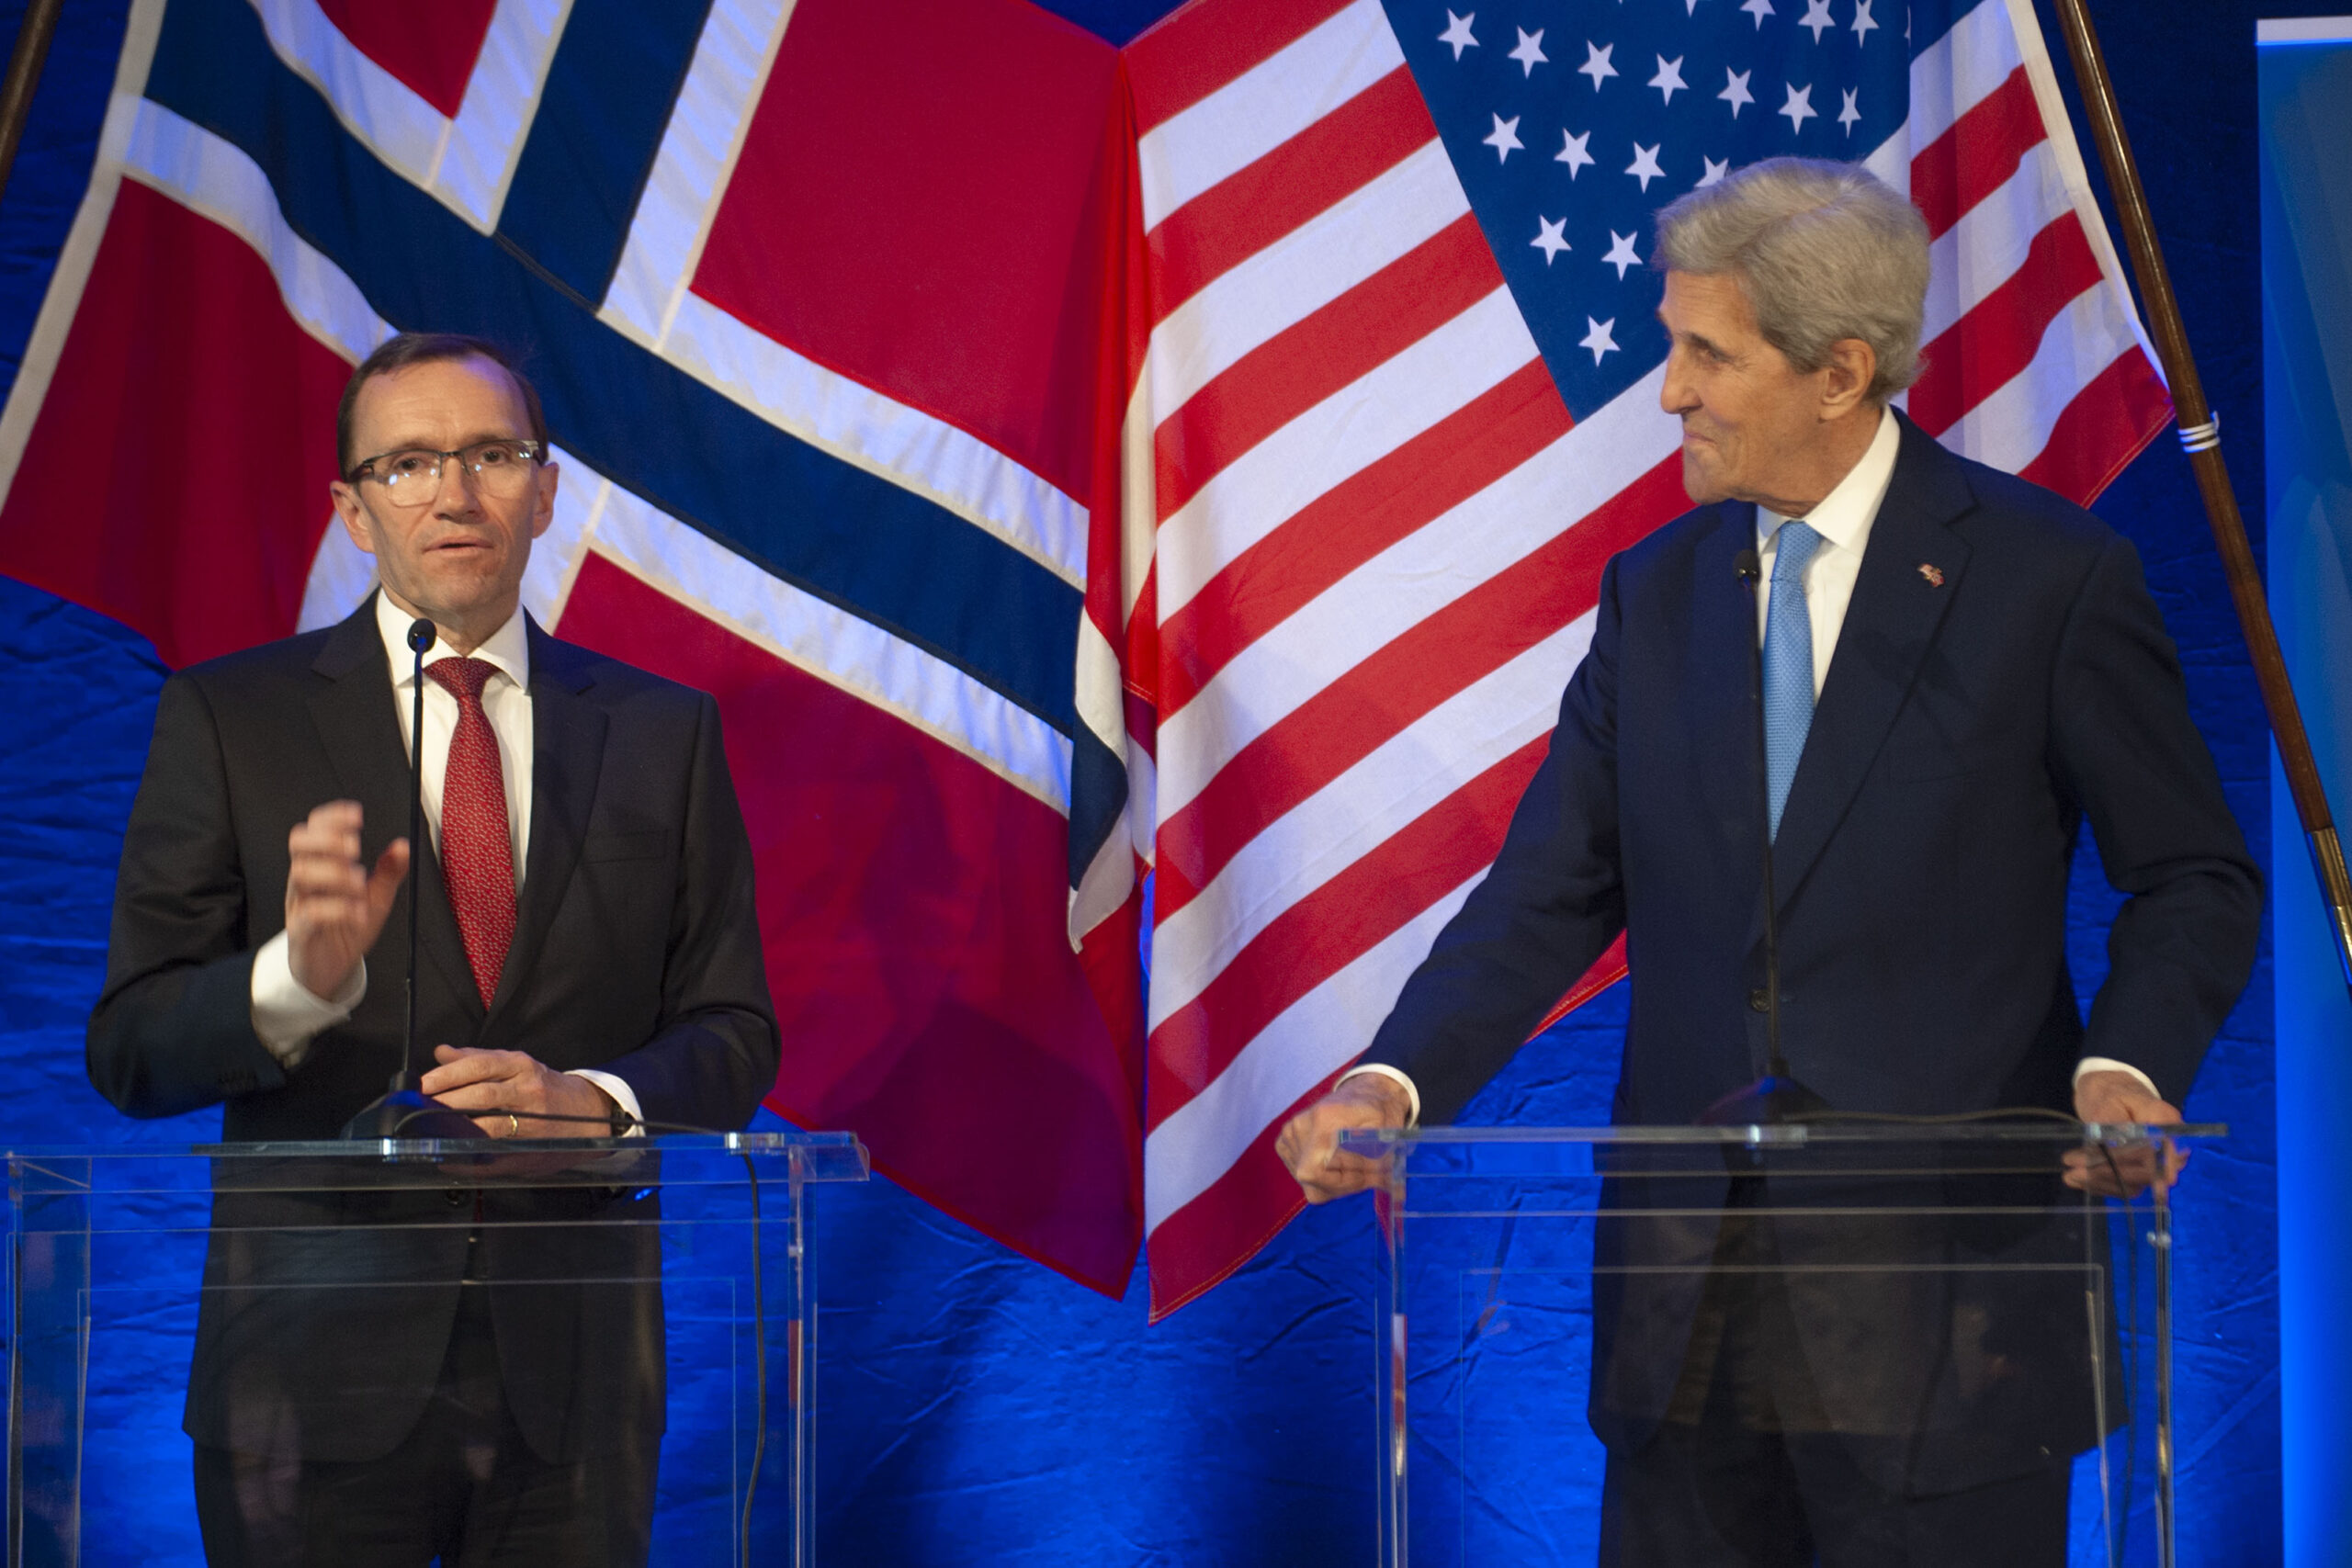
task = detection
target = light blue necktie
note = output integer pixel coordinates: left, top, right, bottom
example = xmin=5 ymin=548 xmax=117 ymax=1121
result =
xmin=1763 ymin=520 xmax=1823 ymax=840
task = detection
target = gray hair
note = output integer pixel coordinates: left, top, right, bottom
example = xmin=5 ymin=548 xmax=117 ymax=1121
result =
xmin=1654 ymin=157 xmax=1930 ymax=401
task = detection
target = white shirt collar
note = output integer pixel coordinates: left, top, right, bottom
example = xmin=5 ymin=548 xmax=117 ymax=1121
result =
xmin=1756 ymin=403 xmax=1902 ymax=554
xmin=372 ymin=590 xmax=531 ymax=693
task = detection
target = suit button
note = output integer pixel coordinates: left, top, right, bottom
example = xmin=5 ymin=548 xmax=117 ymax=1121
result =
xmin=1748 ymin=989 xmax=1770 ymax=1012
xmin=445 ymin=1190 xmax=466 ymax=1207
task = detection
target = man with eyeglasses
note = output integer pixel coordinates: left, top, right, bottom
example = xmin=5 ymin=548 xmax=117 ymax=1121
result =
xmin=87 ymin=333 xmax=780 ymax=1565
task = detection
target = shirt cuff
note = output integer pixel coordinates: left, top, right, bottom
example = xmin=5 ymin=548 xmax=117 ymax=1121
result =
xmin=249 ymin=931 xmax=365 ymax=1069
xmin=567 ymin=1069 xmax=646 ymax=1137
xmin=1339 ymin=1063 xmax=1421 ymax=1127
xmin=2074 ymin=1056 xmax=2160 ymax=1100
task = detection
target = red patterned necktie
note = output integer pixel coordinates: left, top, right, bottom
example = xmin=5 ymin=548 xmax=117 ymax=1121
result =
xmin=425 ymin=657 xmax=515 ymax=1008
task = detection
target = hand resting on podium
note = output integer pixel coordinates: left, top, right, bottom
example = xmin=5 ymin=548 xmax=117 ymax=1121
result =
xmin=1275 ymin=1072 xmax=1414 ymax=1203
xmin=422 ymin=1043 xmax=621 ymax=1140
xmin=2065 ymin=1066 xmax=2189 ymax=1198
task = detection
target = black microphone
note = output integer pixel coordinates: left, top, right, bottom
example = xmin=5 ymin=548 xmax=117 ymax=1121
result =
xmin=1699 ymin=547 xmax=1828 ymax=1125
xmin=398 ymin=616 xmax=432 ymax=1092
xmin=341 ymin=615 xmax=486 ymax=1140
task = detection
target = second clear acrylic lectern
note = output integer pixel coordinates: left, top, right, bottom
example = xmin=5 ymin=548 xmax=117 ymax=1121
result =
xmin=1345 ymin=1121 xmax=2214 ymax=1568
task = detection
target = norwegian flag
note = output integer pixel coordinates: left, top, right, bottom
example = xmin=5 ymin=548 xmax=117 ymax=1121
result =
xmin=1081 ymin=0 xmax=2172 ymax=1317
xmin=0 ymin=0 xmax=1148 ymax=1295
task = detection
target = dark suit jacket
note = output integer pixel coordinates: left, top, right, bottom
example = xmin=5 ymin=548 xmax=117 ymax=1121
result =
xmin=87 ymin=596 xmax=781 ymax=1464
xmin=1358 ymin=415 xmax=2260 ymax=1483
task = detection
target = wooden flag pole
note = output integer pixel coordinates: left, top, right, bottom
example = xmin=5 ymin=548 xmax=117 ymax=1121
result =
xmin=2051 ymin=0 xmax=2352 ymax=997
xmin=0 ymin=0 xmax=62 ymax=212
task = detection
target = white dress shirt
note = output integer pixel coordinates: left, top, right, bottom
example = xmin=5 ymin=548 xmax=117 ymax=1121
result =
xmin=248 ymin=593 xmax=643 ymax=1131
xmin=1346 ymin=406 xmax=2153 ymax=1123
xmin=1753 ymin=403 xmax=1902 ymax=694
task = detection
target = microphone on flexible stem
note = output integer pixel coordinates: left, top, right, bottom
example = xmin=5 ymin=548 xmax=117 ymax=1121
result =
xmin=340 ymin=616 xmax=488 ymax=1141
xmin=397 ymin=615 xmax=430 ymax=1092
xmin=1698 ymin=547 xmax=1829 ymax=1126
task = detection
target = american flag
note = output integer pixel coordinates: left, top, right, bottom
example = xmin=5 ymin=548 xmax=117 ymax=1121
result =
xmin=1081 ymin=0 xmax=2172 ymax=1316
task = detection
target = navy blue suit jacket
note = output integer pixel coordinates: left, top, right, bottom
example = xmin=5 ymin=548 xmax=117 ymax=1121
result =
xmin=1361 ymin=414 xmax=2259 ymax=1128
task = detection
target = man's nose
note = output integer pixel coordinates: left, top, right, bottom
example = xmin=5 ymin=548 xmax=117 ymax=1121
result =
xmin=429 ymin=454 xmax=481 ymax=513
xmin=1659 ymin=351 xmax=1690 ymax=413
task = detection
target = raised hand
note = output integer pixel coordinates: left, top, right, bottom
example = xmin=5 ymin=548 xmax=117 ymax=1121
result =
xmin=285 ymin=800 xmax=409 ymax=999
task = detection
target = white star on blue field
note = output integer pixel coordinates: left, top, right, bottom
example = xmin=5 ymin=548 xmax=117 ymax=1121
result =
xmin=1389 ymin=0 xmax=1914 ymax=417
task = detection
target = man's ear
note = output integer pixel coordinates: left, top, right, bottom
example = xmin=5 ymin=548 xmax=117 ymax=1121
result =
xmin=330 ymin=481 xmax=379 ymax=558
xmin=530 ymin=460 xmax=560 ymax=541
xmin=1819 ymin=337 xmax=1878 ymax=420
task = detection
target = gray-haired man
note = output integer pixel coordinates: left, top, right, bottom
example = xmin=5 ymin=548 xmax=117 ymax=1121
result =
xmin=1277 ymin=159 xmax=2256 ymax=1562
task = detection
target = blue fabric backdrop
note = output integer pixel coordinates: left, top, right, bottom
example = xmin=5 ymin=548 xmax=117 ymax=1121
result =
xmin=0 ymin=0 xmax=2311 ymax=1560
xmin=2256 ymin=31 xmax=2352 ymax=1560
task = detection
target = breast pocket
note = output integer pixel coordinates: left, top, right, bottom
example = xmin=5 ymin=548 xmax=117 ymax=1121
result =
xmin=583 ymin=829 xmax=671 ymax=863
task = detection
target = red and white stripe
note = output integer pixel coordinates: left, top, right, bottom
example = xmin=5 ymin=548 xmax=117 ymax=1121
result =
xmin=1873 ymin=0 xmax=2171 ymax=497
xmin=1092 ymin=0 xmax=2169 ymax=1316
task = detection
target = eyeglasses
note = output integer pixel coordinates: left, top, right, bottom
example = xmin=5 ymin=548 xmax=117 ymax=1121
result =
xmin=348 ymin=438 xmax=545 ymax=506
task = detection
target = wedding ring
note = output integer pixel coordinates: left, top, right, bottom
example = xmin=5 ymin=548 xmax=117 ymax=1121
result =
xmin=506 ymin=1112 xmax=520 ymax=1137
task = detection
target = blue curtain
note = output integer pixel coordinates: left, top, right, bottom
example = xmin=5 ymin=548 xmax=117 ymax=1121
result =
xmin=2257 ymin=28 xmax=2352 ymax=1562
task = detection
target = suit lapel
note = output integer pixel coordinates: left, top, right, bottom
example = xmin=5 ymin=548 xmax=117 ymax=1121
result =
xmin=484 ymin=622 xmax=606 ymax=1029
xmin=306 ymin=597 xmax=481 ymax=1023
xmin=1767 ymin=417 xmax=1976 ymax=908
xmin=1690 ymin=503 xmax=1764 ymax=844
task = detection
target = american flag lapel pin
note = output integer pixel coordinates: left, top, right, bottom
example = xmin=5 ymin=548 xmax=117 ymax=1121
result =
xmin=1917 ymin=563 xmax=1945 ymax=588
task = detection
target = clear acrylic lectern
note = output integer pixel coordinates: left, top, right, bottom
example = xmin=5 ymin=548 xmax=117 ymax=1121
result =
xmin=5 ymin=1132 xmax=866 ymax=1567
xmin=1343 ymin=1122 xmax=2218 ymax=1568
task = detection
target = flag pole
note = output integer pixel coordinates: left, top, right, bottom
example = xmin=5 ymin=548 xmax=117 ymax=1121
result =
xmin=0 ymin=0 xmax=62 ymax=211
xmin=2049 ymin=0 xmax=2352 ymax=998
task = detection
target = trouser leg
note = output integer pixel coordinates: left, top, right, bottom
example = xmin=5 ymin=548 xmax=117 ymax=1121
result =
xmin=194 ymin=1272 xmax=660 ymax=1568
xmin=1787 ymin=1435 xmax=2072 ymax=1568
